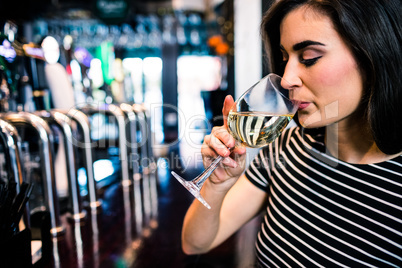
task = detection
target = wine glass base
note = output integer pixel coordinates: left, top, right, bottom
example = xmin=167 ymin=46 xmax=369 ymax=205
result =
xmin=171 ymin=171 xmax=211 ymax=209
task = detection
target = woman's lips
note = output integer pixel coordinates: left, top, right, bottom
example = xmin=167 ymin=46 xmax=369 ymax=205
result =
xmin=298 ymin=102 xmax=311 ymax=110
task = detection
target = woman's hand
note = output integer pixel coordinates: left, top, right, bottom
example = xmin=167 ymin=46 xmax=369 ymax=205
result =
xmin=201 ymin=95 xmax=247 ymax=191
xmin=182 ymin=96 xmax=266 ymax=255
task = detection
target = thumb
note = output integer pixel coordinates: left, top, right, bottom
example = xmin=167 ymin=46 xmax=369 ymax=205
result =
xmin=222 ymin=95 xmax=235 ymax=128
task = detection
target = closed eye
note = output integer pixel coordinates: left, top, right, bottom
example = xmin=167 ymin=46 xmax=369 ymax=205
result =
xmin=300 ymin=56 xmax=322 ymax=67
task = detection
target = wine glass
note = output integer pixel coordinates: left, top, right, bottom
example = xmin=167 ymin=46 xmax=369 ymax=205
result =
xmin=172 ymin=73 xmax=300 ymax=209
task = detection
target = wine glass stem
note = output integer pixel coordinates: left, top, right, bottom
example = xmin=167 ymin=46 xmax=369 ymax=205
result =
xmin=193 ymin=155 xmax=224 ymax=188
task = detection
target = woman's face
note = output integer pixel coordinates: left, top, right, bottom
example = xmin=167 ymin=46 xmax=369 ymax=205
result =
xmin=279 ymin=6 xmax=364 ymax=128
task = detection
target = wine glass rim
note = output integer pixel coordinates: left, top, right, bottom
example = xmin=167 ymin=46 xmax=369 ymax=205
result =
xmin=240 ymin=73 xmax=293 ymax=102
xmin=231 ymin=73 xmax=299 ymax=114
xmin=267 ymin=73 xmax=293 ymax=102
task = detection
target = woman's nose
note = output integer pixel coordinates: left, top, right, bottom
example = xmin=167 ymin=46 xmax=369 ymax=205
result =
xmin=281 ymin=62 xmax=302 ymax=90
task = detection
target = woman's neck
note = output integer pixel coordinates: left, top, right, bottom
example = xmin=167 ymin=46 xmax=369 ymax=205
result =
xmin=325 ymin=121 xmax=398 ymax=164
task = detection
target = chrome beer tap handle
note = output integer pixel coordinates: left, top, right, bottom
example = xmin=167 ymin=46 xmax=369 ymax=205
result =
xmin=54 ymin=108 xmax=102 ymax=211
xmin=36 ymin=110 xmax=87 ymax=223
xmin=0 ymin=119 xmax=29 ymax=228
xmin=1 ymin=112 xmax=65 ymax=237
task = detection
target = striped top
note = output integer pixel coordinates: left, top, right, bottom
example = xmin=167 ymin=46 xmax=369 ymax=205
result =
xmin=244 ymin=127 xmax=402 ymax=267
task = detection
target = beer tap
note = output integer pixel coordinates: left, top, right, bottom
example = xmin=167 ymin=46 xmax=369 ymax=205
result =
xmin=1 ymin=112 xmax=65 ymax=237
xmin=54 ymin=108 xmax=102 ymax=211
xmin=142 ymin=106 xmax=158 ymax=222
xmin=78 ymin=103 xmax=130 ymax=185
xmin=120 ymin=103 xmax=143 ymax=235
xmin=78 ymin=102 xmax=133 ymax=246
xmin=0 ymin=119 xmax=29 ymax=228
xmin=35 ymin=110 xmax=87 ymax=222
xmin=132 ymin=104 xmax=158 ymax=227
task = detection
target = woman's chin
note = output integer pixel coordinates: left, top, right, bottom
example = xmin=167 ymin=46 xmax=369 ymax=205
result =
xmin=298 ymin=112 xmax=334 ymax=129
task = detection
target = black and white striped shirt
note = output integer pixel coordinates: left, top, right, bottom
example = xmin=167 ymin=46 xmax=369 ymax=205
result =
xmin=245 ymin=127 xmax=402 ymax=267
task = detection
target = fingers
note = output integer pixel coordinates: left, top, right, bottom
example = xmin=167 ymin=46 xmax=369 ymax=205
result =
xmin=202 ymin=129 xmax=230 ymax=159
xmin=231 ymin=144 xmax=247 ymax=155
xmin=211 ymin=126 xmax=235 ymax=153
xmin=222 ymin=95 xmax=235 ymax=128
xmin=221 ymin=156 xmax=238 ymax=168
xmin=202 ymin=136 xmax=238 ymax=168
xmin=202 ymin=125 xmax=247 ymax=168
xmin=200 ymin=94 xmax=246 ymax=175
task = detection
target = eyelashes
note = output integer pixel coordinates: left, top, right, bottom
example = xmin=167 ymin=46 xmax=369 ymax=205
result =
xmin=300 ymin=56 xmax=322 ymax=67
xmin=280 ymin=56 xmax=322 ymax=68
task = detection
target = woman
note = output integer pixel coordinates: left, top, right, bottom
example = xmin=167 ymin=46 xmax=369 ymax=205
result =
xmin=181 ymin=0 xmax=402 ymax=267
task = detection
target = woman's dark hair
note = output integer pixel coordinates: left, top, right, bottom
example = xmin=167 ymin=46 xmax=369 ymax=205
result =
xmin=261 ymin=0 xmax=402 ymax=155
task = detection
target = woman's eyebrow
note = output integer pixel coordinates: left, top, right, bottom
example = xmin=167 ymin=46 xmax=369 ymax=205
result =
xmin=293 ymin=40 xmax=325 ymax=51
xmin=280 ymin=40 xmax=325 ymax=51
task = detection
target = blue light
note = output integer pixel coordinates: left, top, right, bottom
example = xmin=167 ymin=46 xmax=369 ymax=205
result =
xmin=93 ymin=159 xmax=115 ymax=181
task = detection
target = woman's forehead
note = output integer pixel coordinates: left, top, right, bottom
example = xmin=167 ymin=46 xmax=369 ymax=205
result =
xmin=279 ymin=6 xmax=336 ymax=47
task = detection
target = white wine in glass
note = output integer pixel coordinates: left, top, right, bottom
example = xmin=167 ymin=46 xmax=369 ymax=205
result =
xmin=227 ymin=112 xmax=294 ymax=148
xmin=172 ymin=73 xmax=300 ymax=209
